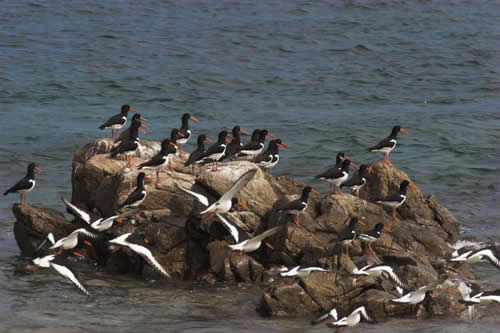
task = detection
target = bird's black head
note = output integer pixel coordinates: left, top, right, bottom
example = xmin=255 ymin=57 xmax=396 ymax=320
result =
xmin=131 ymin=113 xmax=142 ymax=121
xmin=182 ymin=113 xmax=191 ymax=122
xmin=348 ymin=217 xmax=365 ymax=229
xmin=358 ymin=164 xmax=373 ymax=176
xmin=121 ymin=105 xmax=135 ymax=114
xmin=161 ymin=139 xmax=175 ymax=152
xmin=231 ymin=198 xmax=246 ymax=209
xmin=399 ymin=180 xmax=415 ymax=194
xmin=137 ymin=172 xmax=146 ymax=182
xmin=27 ymin=162 xmax=41 ymax=177
xmin=336 ymin=152 xmax=346 ymax=164
xmin=197 ymin=134 xmax=207 ymax=146
xmin=389 ymin=125 xmax=408 ymax=138
xmin=250 ymin=129 xmax=261 ymax=141
xmin=301 ymin=186 xmax=319 ymax=200
xmin=374 ymin=223 xmax=391 ymax=234
xmin=341 ymin=159 xmax=352 ymax=170
xmin=217 ymin=130 xmax=229 ymax=142
xmin=425 ymin=290 xmax=436 ymax=300
xmin=232 ymin=126 xmax=241 ymax=137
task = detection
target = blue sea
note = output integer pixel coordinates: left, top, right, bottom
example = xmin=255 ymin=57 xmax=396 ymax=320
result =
xmin=1 ymin=1 xmax=499 ymax=332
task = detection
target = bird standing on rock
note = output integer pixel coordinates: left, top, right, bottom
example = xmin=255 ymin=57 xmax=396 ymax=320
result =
xmin=340 ymin=164 xmax=373 ymax=196
xmin=368 ymin=125 xmax=408 ymax=167
xmin=138 ymin=139 xmax=177 ymax=184
xmin=113 ymin=113 xmax=149 ymax=146
xmin=375 ymin=180 xmax=416 ymax=222
xmin=177 ymin=113 xmax=199 ymax=154
xmin=120 ymin=172 xmax=152 ymax=209
xmin=221 ymin=125 xmax=249 ymax=161
xmin=358 ymin=223 xmax=391 ymax=255
xmin=184 ymin=134 xmax=213 ymax=174
xmin=110 ymin=118 xmax=147 ymax=167
xmin=277 ymin=186 xmax=320 ymax=227
xmin=330 ymin=217 xmax=366 ymax=257
xmin=99 ymin=104 xmax=137 ymax=138
xmin=4 ymin=162 xmax=41 ymax=205
xmin=199 ymin=130 xmax=234 ymax=171
xmin=236 ymin=129 xmax=274 ymax=160
xmin=253 ymin=139 xmax=289 ymax=174
xmin=315 ymin=159 xmax=358 ymax=196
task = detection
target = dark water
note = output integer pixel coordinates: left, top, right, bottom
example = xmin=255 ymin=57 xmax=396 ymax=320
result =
xmin=1 ymin=0 xmax=499 ymax=331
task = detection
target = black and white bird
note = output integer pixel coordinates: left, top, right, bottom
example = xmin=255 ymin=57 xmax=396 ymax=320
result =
xmin=199 ymin=130 xmax=234 ymax=171
xmin=236 ymin=129 xmax=274 ymax=160
xmin=113 ymin=113 xmax=149 ymax=146
xmin=375 ymin=180 xmax=416 ymax=222
xmin=99 ymin=104 xmax=137 ymax=138
xmin=330 ymin=217 xmax=366 ymax=257
xmin=4 ymin=162 xmax=41 ymax=205
xmin=253 ymin=139 xmax=289 ymax=174
xmin=184 ymin=134 xmax=213 ymax=174
xmin=120 ymin=172 xmax=152 ymax=208
xmin=276 ymin=186 xmax=320 ymax=227
xmin=450 ymin=247 xmax=500 ymax=270
xmin=177 ymin=169 xmax=256 ymax=216
xmin=110 ymin=118 xmax=146 ymax=167
xmin=368 ymin=125 xmax=408 ymax=167
xmin=358 ymin=223 xmax=392 ymax=255
xmin=315 ymin=159 xmax=358 ymax=195
xmin=109 ymin=233 xmax=171 ymax=279
xmin=392 ymin=286 xmax=435 ymax=304
xmin=340 ymin=164 xmax=373 ymax=196
xmin=227 ymin=226 xmax=281 ymax=253
xmin=169 ymin=128 xmax=185 ymax=155
xmin=138 ymin=139 xmax=177 ymax=183
xmin=176 ymin=113 xmax=199 ymax=154
xmin=279 ymin=265 xmax=328 ymax=278
xmin=33 ymin=254 xmax=90 ymax=295
xmin=351 ymin=263 xmax=407 ymax=290
xmin=326 ymin=306 xmax=375 ymax=331
xmin=221 ymin=125 xmax=249 ymax=161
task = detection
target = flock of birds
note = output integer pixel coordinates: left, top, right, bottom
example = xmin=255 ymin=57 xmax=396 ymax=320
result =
xmin=3 ymin=105 xmax=499 ymax=331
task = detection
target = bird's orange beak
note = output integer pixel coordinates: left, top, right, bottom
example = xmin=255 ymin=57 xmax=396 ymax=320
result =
xmin=265 ymin=242 xmax=273 ymax=249
xmin=227 ymin=134 xmax=235 ymax=140
xmin=278 ymin=142 xmax=289 ymax=148
xmin=267 ymin=132 xmax=275 ymax=138
xmin=357 ymin=220 xmax=366 ymax=226
xmin=139 ymin=128 xmax=147 ymax=134
xmin=349 ymin=160 xmax=359 ymax=169
xmin=140 ymin=116 xmax=148 ymax=122
xmin=73 ymin=251 xmax=85 ymax=258
xmin=237 ymin=200 xmax=246 ymax=209
xmin=383 ymin=226 xmax=392 ymax=232
xmin=144 ymin=176 xmax=153 ymax=182
xmin=177 ymin=131 xmax=185 ymax=137
xmin=205 ymin=137 xmax=213 ymax=143
xmin=169 ymin=141 xmax=177 ymax=147
xmin=240 ymin=128 xmax=249 ymax=135
xmin=115 ymin=218 xmax=122 ymax=224
xmin=130 ymin=108 xmax=137 ymax=112
xmin=34 ymin=166 xmax=42 ymax=173
xmin=429 ymin=293 xmax=436 ymax=298
xmin=84 ymin=240 xmax=93 ymax=246
xmin=140 ymin=123 xmax=149 ymax=130
xmin=409 ymin=183 xmax=417 ymax=190
xmin=400 ymin=128 xmax=408 ymax=135
xmin=225 ymin=138 xmax=232 ymax=144
xmin=144 ymin=238 xmax=149 ymax=244
xmin=311 ymin=189 xmax=321 ymax=195
xmin=190 ymin=115 xmax=199 ymax=122
xmin=366 ymin=167 xmax=374 ymax=174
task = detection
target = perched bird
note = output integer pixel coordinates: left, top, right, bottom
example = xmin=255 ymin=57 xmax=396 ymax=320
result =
xmin=109 ymin=233 xmax=171 ymax=278
xmin=280 ymin=265 xmax=329 ymax=278
xmin=199 ymin=130 xmax=234 ymax=171
xmin=450 ymin=247 xmax=500 ymax=270
xmin=221 ymin=125 xmax=249 ymax=161
xmin=184 ymin=134 xmax=213 ymax=174
xmin=253 ymin=139 xmax=289 ymax=174
xmin=227 ymin=226 xmax=281 ymax=253
xmin=169 ymin=128 xmax=185 ymax=156
xmin=368 ymin=125 xmax=408 ymax=167
xmin=315 ymin=159 xmax=358 ymax=195
xmin=326 ymin=305 xmax=375 ymax=332
xmin=113 ymin=113 xmax=149 ymax=145
xmin=340 ymin=164 xmax=373 ymax=196
xmin=358 ymin=223 xmax=392 ymax=255
xmin=177 ymin=169 xmax=256 ymax=216
xmin=276 ymin=186 xmax=320 ymax=226
xmin=392 ymin=287 xmax=435 ymax=305
xmin=33 ymin=254 xmax=90 ymax=295
xmin=351 ymin=263 xmax=407 ymax=290
xmin=330 ymin=217 xmax=366 ymax=257
xmin=49 ymin=228 xmax=98 ymax=255
xmin=98 ymin=104 xmax=137 ymax=138
xmin=332 ymin=152 xmax=349 ymax=170
xmin=110 ymin=118 xmax=146 ymax=167
xmin=375 ymin=180 xmax=416 ymax=222
xmin=176 ymin=113 xmax=199 ymax=154
xmin=120 ymin=172 xmax=153 ymax=208
xmin=4 ymin=162 xmax=41 ymax=205
xmin=237 ymin=129 xmax=274 ymax=160
xmin=138 ymin=139 xmax=177 ymax=183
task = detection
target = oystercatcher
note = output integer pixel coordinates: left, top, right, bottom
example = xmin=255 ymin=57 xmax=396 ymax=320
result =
xmin=110 ymin=118 xmax=146 ymax=167
xmin=177 ymin=113 xmax=199 ymax=154
xmin=277 ymin=186 xmax=320 ymax=226
xmin=113 ymin=113 xmax=148 ymax=145
xmin=98 ymin=104 xmax=137 ymax=138
xmin=222 ymin=125 xmax=249 ymax=161
xmin=184 ymin=134 xmax=213 ymax=174
xmin=199 ymin=130 xmax=234 ymax=171
xmin=340 ymin=164 xmax=373 ymax=196
xmin=375 ymin=180 xmax=416 ymax=222
xmin=4 ymin=162 xmax=41 ymax=205
xmin=138 ymin=139 xmax=177 ymax=183
xmin=368 ymin=125 xmax=408 ymax=167
xmin=315 ymin=159 xmax=358 ymax=195
xmin=330 ymin=217 xmax=366 ymax=257
xmin=237 ymin=129 xmax=274 ymax=160
xmin=358 ymin=223 xmax=392 ymax=254
xmin=253 ymin=139 xmax=289 ymax=174
xmin=120 ymin=172 xmax=152 ymax=208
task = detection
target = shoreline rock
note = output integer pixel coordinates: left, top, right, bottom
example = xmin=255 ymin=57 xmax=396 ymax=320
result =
xmin=12 ymin=138 xmax=475 ymax=322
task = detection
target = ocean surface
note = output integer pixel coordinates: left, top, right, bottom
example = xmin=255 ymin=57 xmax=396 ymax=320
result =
xmin=1 ymin=0 xmax=499 ymax=331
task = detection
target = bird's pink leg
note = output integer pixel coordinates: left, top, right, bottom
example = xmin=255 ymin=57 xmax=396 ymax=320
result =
xmin=392 ymin=208 xmax=399 ymax=222
xmin=156 ymin=170 xmax=162 ymax=184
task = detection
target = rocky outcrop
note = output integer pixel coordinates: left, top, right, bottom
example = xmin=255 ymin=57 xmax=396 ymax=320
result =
xmin=12 ymin=138 xmax=474 ymax=323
